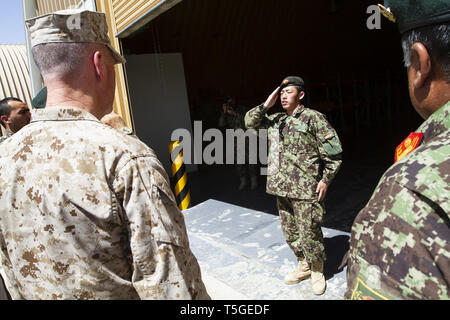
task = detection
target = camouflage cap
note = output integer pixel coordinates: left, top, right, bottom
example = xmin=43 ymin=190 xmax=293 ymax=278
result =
xmin=25 ymin=9 xmax=125 ymax=64
xmin=279 ymin=76 xmax=305 ymax=91
xmin=378 ymin=0 xmax=450 ymax=34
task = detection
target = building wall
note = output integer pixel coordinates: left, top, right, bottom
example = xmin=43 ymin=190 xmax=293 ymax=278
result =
xmin=0 ymin=45 xmax=32 ymax=106
xmin=95 ymin=0 xmax=133 ymax=129
xmin=36 ymin=0 xmax=81 ymax=15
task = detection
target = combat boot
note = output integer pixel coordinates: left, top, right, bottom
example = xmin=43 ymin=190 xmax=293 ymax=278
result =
xmin=284 ymin=258 xmax=311 ymax=285
xmin=238 ymin=177 xmax=248 ymax=190
xmin=311 ymin=260 xmax=326 ymax=295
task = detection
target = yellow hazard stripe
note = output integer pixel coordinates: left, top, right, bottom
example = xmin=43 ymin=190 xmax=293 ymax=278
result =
xmin=174 ymin=172 xmax=188 ymax=194
xmin=179 ymin=191 xmax=191 ymax=210
xmin=171 ymin=153 xmax=184 ymax=173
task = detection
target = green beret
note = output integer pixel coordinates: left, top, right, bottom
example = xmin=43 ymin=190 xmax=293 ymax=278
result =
xmin=279 ymin=76 xmax=305 ymax=91
xmin=379 ymin=0 xmax=450 ymax=34
xmin=32 ymin=87 xmax=47 ymax=109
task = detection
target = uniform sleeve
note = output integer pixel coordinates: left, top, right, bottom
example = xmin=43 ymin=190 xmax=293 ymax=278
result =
xmin=0 ymin=233 xmax=21 ymax=299
xmin=313 ymin=114 xmax=343 ymax=185
xmin=346 ymin=177 xmax=450 ymax=300
xmin=114 ymin=156 xmax=210 ymax=300
xmin=244 ymin=104 xmax=272 ymax=129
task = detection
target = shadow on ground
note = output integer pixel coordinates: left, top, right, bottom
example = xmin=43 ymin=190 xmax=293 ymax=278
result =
xmin=324 ymin=235 xmax=350 ymax=279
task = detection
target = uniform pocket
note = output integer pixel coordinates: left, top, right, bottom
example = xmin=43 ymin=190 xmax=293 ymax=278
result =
xmin=321 ymin=135 xmax=342 ymax=156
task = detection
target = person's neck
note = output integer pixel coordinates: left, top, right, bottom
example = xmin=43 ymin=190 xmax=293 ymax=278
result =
xmin=415 ymin=78 xmax=450 ymax=119
xmin=44 ymin=82 xmax=104 ymax=119
xmin=286 ymin=104 xmax=302 ymax=116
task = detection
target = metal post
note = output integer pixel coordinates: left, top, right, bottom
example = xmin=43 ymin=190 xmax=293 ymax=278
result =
xmin=22 ymin=0 xmax=42 ymax=98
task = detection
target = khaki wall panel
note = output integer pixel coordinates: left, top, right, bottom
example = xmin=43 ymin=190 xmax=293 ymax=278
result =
xmin=96 ymin=0 xmax=133 ymax=128
xmin=36 ymin=0 xmax=81 ymax=15
xmin=112 ymin=0 xmax=180 ymax=35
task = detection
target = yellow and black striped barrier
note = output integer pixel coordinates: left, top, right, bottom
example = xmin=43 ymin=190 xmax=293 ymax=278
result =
xmin=169 ymin=141 xmax=191 ymax=210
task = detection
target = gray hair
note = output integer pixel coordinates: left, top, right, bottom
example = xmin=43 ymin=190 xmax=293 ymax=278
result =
xmin=32 ymin=42 xmax=93 ymax=77
xmin=401 ymin=23 xmax=450 ymax=81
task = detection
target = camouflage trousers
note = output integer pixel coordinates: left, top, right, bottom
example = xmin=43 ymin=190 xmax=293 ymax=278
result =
xmin=277 ymin=197 xmax=326 ymax=263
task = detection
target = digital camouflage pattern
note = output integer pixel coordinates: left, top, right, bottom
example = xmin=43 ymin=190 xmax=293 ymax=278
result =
xmin=25 ymin=10 xmax=125 ymax=64
xmin=245 ymin=103 xmax=342 ymax=262
xmin=0 ymin=130 xmax=13 ymax=143
xmin=245 ymin=104 xmax=343 ymax=199
xmin=0 ymin=107 xmax=210 ymax=300
xmin=277 ymin=197 xmax=326 ymax=263
xmin=346 ymin=101 xmax=450 ymax=300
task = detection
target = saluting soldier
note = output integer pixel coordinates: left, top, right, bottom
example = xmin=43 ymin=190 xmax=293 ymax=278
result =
xmin=245 ymin=76 xmax=343 ymax=295
xmin=345 ymin=0 xmax=450 ymax=300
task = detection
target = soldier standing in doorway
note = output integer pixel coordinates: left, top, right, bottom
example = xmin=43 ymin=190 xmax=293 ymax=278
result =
xmin=245 ymin=76 xmax=343 ymax=295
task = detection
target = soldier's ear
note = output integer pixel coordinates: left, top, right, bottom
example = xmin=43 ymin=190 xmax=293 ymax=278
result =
xmin=410 ymin=42 xmax=432 ymax=89
xmin=0 ymin=115 xmax=9 ymax=125
xmin=93 ymin=51 xmax=106 ymax=81
xmin=298 ymin=91 xmax=305 ymax=101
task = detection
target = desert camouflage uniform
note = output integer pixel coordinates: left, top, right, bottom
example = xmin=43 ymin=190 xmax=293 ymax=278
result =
xmin=346 ymin=101 xmax=450 ymax=300
xmin=245 ymin=104 xmax=343 ymax=262
xmin=0 ymin=130 xmax=13 ymax=143
xmin=0 ymin=106 xmax=210 ymax=300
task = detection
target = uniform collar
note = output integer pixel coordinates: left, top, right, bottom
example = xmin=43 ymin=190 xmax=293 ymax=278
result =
xmin=3 ymin=129 xmax=13 ymax=137
xmin=416 ymin=100 xmax=450 ymax=144
xmin=290 ymin=105 xmax=305 ymax=118
xmin=31 ymin=106 xmax=100 ymax=123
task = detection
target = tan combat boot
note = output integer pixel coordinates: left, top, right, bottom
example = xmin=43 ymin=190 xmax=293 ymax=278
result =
xmin=311 ymin=260 xmax=326 ymax=295
xmin=284 ymin=258 xmax=311 ymax=285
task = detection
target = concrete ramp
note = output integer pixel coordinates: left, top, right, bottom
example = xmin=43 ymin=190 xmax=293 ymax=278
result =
xmin=184 ymin=199 xmax=350 ymax=300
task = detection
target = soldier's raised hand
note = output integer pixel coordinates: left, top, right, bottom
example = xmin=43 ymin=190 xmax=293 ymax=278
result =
xmin=263 ymin=87 xmax=280 ymax=109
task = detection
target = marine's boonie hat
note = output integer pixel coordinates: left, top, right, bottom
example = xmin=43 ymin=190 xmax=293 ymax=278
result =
xmin=25 ymin=9 xmax=126 ymax=64
xmin=279 ymin=76 xmax=305 ymax=92
xmin=378 ymin=0 xmax=450 ymax=34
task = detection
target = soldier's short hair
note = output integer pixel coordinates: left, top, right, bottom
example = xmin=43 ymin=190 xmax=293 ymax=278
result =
xmin=401 ymin=22 xmax=450 ymax=82
xmin=32 ymin=42 xmax=93 ymax=78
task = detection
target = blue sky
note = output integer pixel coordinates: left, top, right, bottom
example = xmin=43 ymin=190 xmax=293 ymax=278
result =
xmin=0 ymin=1 xmax=26 ymax=44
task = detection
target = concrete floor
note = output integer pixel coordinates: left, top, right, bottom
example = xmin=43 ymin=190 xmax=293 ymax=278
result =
xmin=184 ymin=199 xmax=350 ymax=300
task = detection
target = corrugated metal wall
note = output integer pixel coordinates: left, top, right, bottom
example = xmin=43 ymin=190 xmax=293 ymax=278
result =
xmin=95 ymin=0 xmax=133 ymax=128
xmin=112 ymin=0 xmax=177 ymax=35
xmin=0 ymin=45 xmax=32 ymax=106
xmin=36 ymin=0 xmax=81 ymax=15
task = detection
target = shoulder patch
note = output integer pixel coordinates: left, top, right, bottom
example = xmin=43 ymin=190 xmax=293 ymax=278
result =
xmin=395 ymin=132 xmax=423 ymax=163
xmin=351 ymin=278 xmax=388 ymax=300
